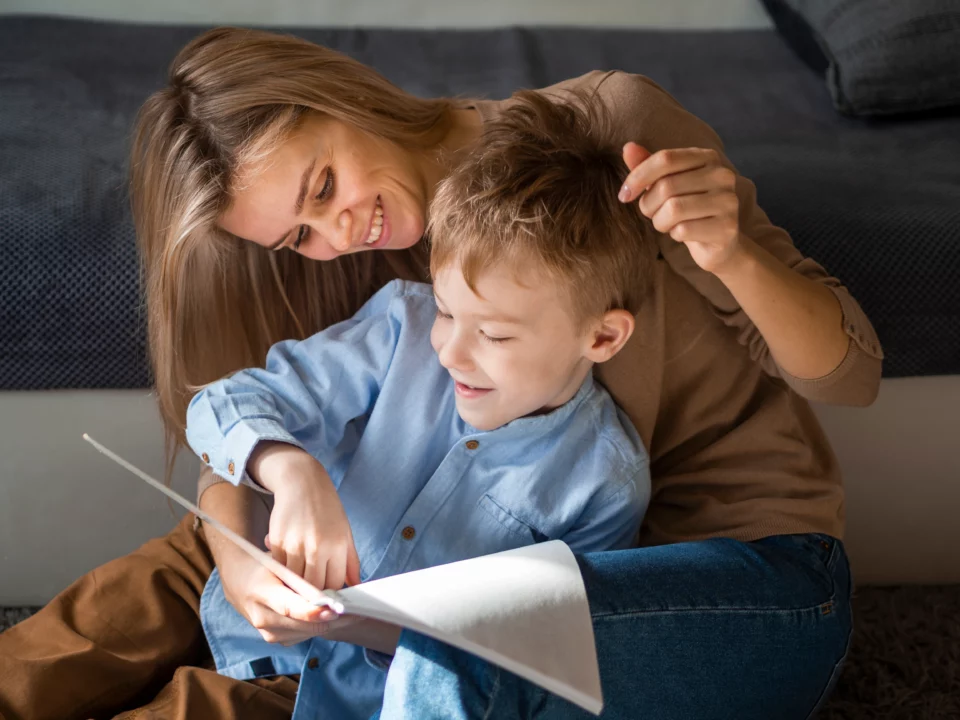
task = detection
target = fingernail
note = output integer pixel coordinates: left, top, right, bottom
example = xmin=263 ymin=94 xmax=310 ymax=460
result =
xmin=618 ymin=184 xmax=632 ymax=203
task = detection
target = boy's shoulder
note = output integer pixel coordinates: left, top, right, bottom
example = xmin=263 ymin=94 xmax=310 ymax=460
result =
xmin=571 ymin=380 xmax=648 ymax=477
xmin=357 ymin=279 xmax=436 ymax=321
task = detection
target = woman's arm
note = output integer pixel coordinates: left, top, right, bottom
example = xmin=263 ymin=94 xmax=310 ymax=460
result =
xmin=619 ymin=141 xmax=881 ymax=405
xmin=621 ymin=143 xmax=849 ymax=380
xmin=711 ymin=234 xmax=846 ymax=380
xmin=594 ymin=70 xmax=882 ymax=405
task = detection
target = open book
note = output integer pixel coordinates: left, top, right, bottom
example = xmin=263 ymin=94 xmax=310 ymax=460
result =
xmin=83 ymin=435 xmax=604 ymax=714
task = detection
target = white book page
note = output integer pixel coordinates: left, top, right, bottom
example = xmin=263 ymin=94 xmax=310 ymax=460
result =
xmin=83 ymin=435 xmax=603 ymax=714
xmin=332 ymin=542 xmax=603 ymax=714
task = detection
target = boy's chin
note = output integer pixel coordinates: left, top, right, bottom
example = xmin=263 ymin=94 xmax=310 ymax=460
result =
xmin=455 ymin=403 xmax=507 ymax=433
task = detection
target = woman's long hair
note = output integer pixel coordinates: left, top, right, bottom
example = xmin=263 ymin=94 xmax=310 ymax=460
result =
xmin=130 ymin=27 xmax=450 ymax=478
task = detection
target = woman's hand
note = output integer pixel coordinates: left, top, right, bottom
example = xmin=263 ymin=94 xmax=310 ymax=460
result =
xmin=199 ymin=480 xmax=344 ymax=645
xmin=219 ymin=542 xmax=350 ymax=645
xmin=249 ymin=441 xmax=362 ymax=592
xmin=619 ymin=142 xmax=744 ymax=275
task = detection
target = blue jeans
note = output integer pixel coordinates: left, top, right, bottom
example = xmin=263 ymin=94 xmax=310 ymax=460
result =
xmin=377 ymin=534 xmax=852 ymax=720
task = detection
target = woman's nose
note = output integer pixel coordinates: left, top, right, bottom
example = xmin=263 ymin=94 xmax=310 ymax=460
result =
xmin=328 ymin=209 xmax=353 ymax=252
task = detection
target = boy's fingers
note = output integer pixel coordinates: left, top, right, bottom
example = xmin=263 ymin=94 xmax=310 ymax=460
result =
xmin=285 ymin=548 xmax=306 ymax=579
xmin=268 ymin=534 xmax=287 ymax=567
xmin=325 ymin=551 xmax=347 ymax=592
xmin=304 ymin=550 xmax=326 ymax=592
xmin=346 ymin=539 xmax=362 ymax=587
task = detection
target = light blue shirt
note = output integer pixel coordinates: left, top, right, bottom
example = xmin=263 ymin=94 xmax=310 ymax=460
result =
xmin=187 ymin=280 xmax=650 ymax=720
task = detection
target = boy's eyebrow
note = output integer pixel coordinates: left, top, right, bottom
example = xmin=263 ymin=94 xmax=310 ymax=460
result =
xmin=433 ymin=289 xmax=527 ymax=325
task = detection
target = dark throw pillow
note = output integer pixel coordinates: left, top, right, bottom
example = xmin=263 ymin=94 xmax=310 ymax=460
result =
xmin=761 ymin=0 xmax=960 ymax=117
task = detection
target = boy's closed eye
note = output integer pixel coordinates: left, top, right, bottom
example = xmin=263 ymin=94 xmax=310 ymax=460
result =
xmin=480 ymin=331 xmax=511 ymax=345
xmin=435 ymin=308 xmax=512 ymax=345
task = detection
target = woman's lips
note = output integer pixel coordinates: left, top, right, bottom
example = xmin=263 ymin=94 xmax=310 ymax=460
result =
xmin=361 ymin=195 xmax=390 ymax=249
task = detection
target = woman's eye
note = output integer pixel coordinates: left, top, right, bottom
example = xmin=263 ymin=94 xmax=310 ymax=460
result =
xmin=435 ymin=308 xmax=452 ymax=320
xmin=292 ymin=224 xmax=308 ymax=251
xmin=317 ymin=168 xmax=334 ymax=201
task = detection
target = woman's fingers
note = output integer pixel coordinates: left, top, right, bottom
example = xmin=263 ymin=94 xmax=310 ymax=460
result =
xmin=253 ymin=576 xmax=325 ymax=624
xmin=622 ymin=141 xmax=652 ymax=173
xmin=619 ymin=147 xmax=720 ymax=203
xmin=638 ymin=165 xmax=736 ymax=219
xmin=648 ymin=190 xmax=735 ymax=235
xmin=668 ymin=216 xmax=741 ymax=247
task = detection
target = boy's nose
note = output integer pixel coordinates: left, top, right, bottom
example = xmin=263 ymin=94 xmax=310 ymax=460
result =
xmin=438 ymin=336 xmax=473 ymax=373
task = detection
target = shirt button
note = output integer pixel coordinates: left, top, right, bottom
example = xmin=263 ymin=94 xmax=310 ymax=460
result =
xmin=227 ymin=461 xmax=235 ymax=475
xmin=307 ymin=657 xmax=319 ymax=670
xmin=201 ymin=453 xmax=209 ymax=464
xmin=465 ymin=440 xmax=480 ymax=450
xmin=401 ymin=526 xmax=416 ymax=540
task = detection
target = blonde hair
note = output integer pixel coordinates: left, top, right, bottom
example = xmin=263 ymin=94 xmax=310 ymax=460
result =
xmin=131 ymin=27 xmax=451 ymax=474
xmin=428 ymin=90 xmax=654 ymax=325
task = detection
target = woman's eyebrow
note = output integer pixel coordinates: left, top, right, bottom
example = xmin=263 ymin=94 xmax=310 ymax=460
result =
xmin=268 ymin=156 xmax=317 ymax=250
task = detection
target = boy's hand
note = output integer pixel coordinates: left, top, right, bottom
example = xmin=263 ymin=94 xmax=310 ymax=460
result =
xmin=249 ymin=441 xmax=362 ymax=591
xmin=619 ymin=142 xmax=744 ymax=276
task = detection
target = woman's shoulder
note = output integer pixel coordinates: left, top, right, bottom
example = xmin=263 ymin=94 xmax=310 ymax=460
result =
xmin=513 ymin=70 xmax=722 ymax=153
xmin=541 ymin=70 xmax=678 ymax=107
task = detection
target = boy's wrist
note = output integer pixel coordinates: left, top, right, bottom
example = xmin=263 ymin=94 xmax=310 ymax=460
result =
xmin=248 ymin=440 xmax=311 ymax=493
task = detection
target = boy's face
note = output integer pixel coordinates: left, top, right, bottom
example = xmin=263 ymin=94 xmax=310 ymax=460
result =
xmin=430 ymin=263 xmax=594 ymax=432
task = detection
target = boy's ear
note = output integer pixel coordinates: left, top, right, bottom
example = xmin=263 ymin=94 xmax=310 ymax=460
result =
xmin=583 ymin=309 xmax=635 ymax=364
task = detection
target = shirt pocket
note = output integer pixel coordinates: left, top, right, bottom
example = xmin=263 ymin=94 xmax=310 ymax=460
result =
xmin=477 ymin=493 xmax=547 ymax=546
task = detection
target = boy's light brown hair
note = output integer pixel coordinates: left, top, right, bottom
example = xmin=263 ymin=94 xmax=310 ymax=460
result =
xmin=428 ymin=89 xmax=655 ymax=324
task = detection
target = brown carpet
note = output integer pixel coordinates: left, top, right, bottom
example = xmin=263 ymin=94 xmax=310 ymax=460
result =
xmin=819 ymin=585 xmax=960 ymax=719
xmin=3 ymin=585 xmax=959 ymax=717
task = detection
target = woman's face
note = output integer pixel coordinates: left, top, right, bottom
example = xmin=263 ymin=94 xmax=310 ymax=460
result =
xmin=220 ymin=114 xmax=430 ymax=261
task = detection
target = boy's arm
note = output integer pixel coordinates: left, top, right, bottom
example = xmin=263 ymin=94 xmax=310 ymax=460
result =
xmin=185 ymin=291 xmax=404 ymax=488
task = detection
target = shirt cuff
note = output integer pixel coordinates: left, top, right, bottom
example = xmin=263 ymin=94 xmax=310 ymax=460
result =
xmin=778 ymin=286 xmax=883 ymax=406
xmin=192 ymin=416 xmax=304 ymax=488
xmin=829 ymin=285 xmax=884 ymax=360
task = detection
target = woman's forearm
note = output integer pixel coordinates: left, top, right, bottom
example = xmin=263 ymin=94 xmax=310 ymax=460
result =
xmin=714 ymin=235 xmax=849 ymax=380
xmin=198 ymin=472 xmax=271 ymax=572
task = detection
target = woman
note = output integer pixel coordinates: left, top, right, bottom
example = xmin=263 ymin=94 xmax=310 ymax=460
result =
xmin=0 ymin=26 xmax=881 ymax=719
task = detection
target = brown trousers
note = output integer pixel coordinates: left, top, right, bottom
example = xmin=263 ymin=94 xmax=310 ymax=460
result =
xmin=0 ymin=517 xmax=298 ymax=720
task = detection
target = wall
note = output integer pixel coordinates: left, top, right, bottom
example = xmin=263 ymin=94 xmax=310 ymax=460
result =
xmin=0 ymin=0 xmax=774 ymax=29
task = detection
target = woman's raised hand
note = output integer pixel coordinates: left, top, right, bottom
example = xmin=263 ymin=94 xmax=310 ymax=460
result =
xmin=619 ymin=142 xmax=744 ymax=276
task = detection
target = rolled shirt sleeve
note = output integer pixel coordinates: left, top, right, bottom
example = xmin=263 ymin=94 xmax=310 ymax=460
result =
xmin=186 ymin=281 xmax=408 ymax=488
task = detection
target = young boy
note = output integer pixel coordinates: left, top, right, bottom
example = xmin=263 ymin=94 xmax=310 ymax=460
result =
xmin=186 ymin=91 xmax=656 ymax=720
